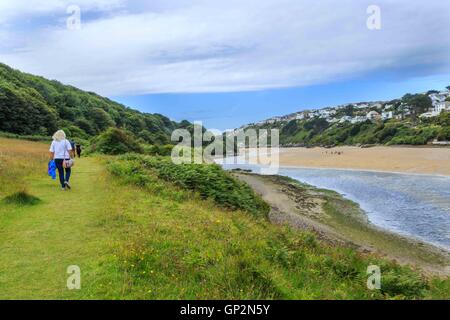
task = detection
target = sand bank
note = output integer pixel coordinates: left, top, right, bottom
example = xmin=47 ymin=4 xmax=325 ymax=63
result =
xmin=247 ymin=146 xmax=450 ymax=176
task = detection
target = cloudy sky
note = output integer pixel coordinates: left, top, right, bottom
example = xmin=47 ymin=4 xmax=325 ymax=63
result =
xmin=1 ymin=0 xmax=450 ymax=129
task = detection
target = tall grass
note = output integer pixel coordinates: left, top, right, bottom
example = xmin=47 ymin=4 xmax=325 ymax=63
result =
xmin=0 ymin=131 xmax=51 ymax=142
xmin=109 ymin=154 xmax=270 ymax=217
xmin=0 ymin=137 xmax=49 ymax=197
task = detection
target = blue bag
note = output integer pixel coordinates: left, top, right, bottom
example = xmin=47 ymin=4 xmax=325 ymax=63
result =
xmin=48 ymin=160 xmax=56 ymax=180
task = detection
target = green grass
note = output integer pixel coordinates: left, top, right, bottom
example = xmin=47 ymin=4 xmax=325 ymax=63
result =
xmin=0 ymin=138 xmax=448 ymax=299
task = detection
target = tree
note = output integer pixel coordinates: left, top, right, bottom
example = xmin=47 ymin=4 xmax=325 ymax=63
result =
xmin=282 ymin=120 xmax=300 ymax=135
xmin=0 ymin=62 xmax=190 ymax=141
xmin=437 ymin=127 xmax=450 ymax=141
xmin=341 ymin=104 xmax=355 ymax=117
xmin=75 ymin=118 xmax=96 ymax=135
xmin=88 ymin=107 xmax=115 ymax=133
xmin=0 ymin=81 xmax=57 ymax=135
xmin=89 ymin=128 xmax=143 ymax=155
xmin=402 ymin=94 xmax=432 ymax=119
xmin=304 ymin=118 xmax=329 ymax=134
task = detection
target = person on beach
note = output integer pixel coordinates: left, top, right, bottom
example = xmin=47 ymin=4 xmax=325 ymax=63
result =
xmin=49 ymin=130 xmax=75 ymax=191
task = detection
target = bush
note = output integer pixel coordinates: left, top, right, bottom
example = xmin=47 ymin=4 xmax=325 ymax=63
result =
xmin=379 ymin=264 xmax=428 ymax=297
xmin=437 ymin=126 xmax=450 ymax=141
xmin=2 ymin=191 xmax=41 ymax=206
xmin=111 ymin=154 xmax=270 ymax=218
xmin=143 ymin=144 xmax=174 ymax=156
xmin=88 ymin=128 xmax=143 ymax=155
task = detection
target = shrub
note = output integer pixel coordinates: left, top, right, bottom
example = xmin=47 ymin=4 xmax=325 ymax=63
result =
xmin=111 ymin=154 xmax=270 ymax=218
xmin=143 ymin=144 xmax=174 ymax=156
xmin=437 ymin=126 xmax=450 ymax=141
xmin=88 ymin=128 xmax=143 ymax=155
xmin=380 ymin=264 xmax=428 ymax=298
xmin=2 ymin=191 xmax=41 ymax=206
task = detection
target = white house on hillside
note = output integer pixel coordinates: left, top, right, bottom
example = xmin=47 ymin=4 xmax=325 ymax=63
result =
xmin=372 ymin=103 xmax=383 ymax=109
xmin=420 ymin=111 xmax=440 ymax=118
xmin=351 ymin=116 xmax=367 ymax=124
xmin=339 ymin=116 xmax=352 ymax=123
xmin=429 ymin=93 xmax=448 ymax=106
xmin=367 ymin=111 xmax=381 ymax=121
xmin=434 ymin=101 xmax=450 ymax=114
xmin=382 ymin=111 xmax=393 ymax=120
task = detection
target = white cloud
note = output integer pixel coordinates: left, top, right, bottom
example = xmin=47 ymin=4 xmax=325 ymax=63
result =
xmin=0 ymin=0 xmax=449 ymax=95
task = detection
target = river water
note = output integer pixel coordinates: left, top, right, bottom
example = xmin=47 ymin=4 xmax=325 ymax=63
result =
xmin=218 ymin=159 xmax=450 ymax=251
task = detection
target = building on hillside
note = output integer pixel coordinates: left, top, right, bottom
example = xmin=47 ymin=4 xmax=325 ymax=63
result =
xmin=398 ymin=104 xmax=412 ymax=116
xmin=372 ymin=103 xmax=383 ymax=109
xmin=351 ymin=116 xmax=367 ymax=124
xmin=339 ymin=116 xmax=352 ymax=123
xmin=264 ymin=116 xmax=283 ymax=124
xmin=366 ymin=111 xmax=381 ymax=121
xmin=296 ymin=113 xmax=306 ymax=120
xmin=430 ymin=101 xmax=446 ymax=114
xmin=420 ymin=111 xmax=440 ymax=118
xmin=381 ymin=111 xmax=393 ymax=120
xmin=328 ymin=117 xmax=339 ymax=123
xmin=429 ymin=93 xmax=448 ymax=106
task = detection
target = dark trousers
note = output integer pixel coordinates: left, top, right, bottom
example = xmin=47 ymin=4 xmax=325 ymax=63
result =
xmin=55 ymin=159 xmax=71 ymax=188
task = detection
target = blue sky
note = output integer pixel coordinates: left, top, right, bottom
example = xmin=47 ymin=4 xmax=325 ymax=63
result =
xmin=113 ymin=72 xmax=450 ymax=130
xmin=1 ymin=0 xmax=449 ymax=129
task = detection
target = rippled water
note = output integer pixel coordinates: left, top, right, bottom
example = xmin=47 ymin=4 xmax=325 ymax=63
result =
xmin=219 ymin=159 xmax=450 ymax=251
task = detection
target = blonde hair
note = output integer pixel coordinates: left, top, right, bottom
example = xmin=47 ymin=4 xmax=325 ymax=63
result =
xmin=52 ymin=130 xmax=66 ymax=142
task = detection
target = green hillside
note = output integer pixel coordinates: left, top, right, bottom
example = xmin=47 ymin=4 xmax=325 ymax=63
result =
xmin=257 ymin=113 xmax=450 ymax=147
xmin=0 ymin=63 xmax=190 ymax=144
xmin=246 ymin=93 xmax=450 ymax=147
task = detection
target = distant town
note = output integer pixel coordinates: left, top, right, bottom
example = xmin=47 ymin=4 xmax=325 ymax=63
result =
xmin=244 ymin=89 xmax=450 ymax=127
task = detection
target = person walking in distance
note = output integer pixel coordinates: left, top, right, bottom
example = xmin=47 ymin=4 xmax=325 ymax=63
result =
xmin=49 ymin=130 xmax=75 ymax=191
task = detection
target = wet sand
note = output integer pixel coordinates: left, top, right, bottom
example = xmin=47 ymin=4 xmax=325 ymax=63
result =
xmin=248 ymin=146 xmax=450 ymax=176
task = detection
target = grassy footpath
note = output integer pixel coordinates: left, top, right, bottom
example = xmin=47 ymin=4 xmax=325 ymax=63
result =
xmin=0 ymin=138 xmax=449 ymax=299
xmin=0 ymin=158 xmax=128 ymax=299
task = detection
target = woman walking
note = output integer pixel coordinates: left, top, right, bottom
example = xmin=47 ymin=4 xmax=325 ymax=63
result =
xmin=49 ymin=130 xmax=74 ymax=191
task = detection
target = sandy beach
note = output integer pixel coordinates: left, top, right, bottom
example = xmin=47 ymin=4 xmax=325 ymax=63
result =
xmin=248 ymin=146 xmax=450 ymax=176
